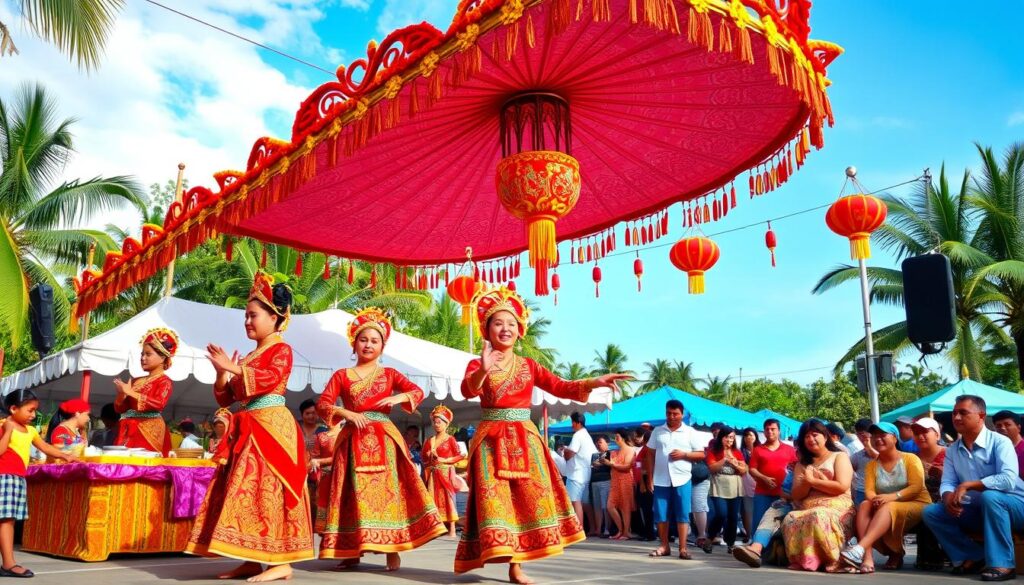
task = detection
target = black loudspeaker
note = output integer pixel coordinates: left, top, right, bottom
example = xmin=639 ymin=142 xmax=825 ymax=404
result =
xmin=901 ymin=254 xmax=956 ymax=353
xmin=29 ymin=284 xmax=55 ymax=358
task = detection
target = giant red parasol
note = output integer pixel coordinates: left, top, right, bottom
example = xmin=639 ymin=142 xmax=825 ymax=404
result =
xmin=74 ymin=0 xmax=841 ymax=314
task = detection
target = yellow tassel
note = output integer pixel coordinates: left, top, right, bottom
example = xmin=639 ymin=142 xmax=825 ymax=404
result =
xmin=526 ymin=217 xmax=558 ymax=268
xmin=69 ymin=307 xmax=80 ymax=334
xmin=850 ymin=235 xmax=871 ymax=260
xmin=593 ymin=0 xmax=611 ymax=22
xmin=549 ymin=0 xmax=571 ymax=34
xmin=505 ymin=21 xmax=519 ymax=61
xmin=718 ymin=18 xmax=733 ymax=54
xmin=460 ymin=304 xmax=472 ymax=325
xmin=577 ymin=0 xmax=584 ymax=22
xmin=687 ymin=6 xmax=713 ymax=49
xmin=801 ymin=127 xmax=811 ymax=154
xmin=737 ymin=25 xmax=753 ymax=63
xmin=688 ymin=271 xmax=706 ymax=294
xmin=526 ymin=13 xmax=535 ymax=48
xmin=629 ymin=0 xmax=638 ymax=24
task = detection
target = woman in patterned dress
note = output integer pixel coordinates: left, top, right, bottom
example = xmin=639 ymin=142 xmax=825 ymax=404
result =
xmin=316 ymin=308 xmax=444 ymax=571
xmin=455 ymin=287 xmax=629 ymax=584
xmin=186 ymin=272 xmax=314 ymax=582
xmin=112 ymin=327 xmax=179 ymax=455
xmin=781 ymin=419 xmax=855 ymax=572
xmin=310 ymin=417 xmax=341 ymax=534
xmin=422 ymin=405 xmax=466 ymax=538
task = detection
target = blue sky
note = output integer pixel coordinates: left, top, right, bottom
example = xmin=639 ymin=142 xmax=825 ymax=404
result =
xmin=2 ymin=1 xmax=1021 ymax=386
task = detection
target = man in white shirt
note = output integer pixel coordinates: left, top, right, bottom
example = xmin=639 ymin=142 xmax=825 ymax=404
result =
xmin=644 ymin=399 xmax=705 ymax=559
xmin=178 ymin=419 xmax=203 ymax=450
xmin=562 ymin=412 xmax=597 ymax=533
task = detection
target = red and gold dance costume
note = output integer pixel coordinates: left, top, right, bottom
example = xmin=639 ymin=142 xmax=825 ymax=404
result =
xmin=422 ymin=405 xmax=466 ymax=523
xmin=311 ymin=428 xmax=339 ymax=534
xmin=316 ymin=308 xmax=444 ymax=559
xmin=186 ymin=273 xmax=314 ymax=564
xmin=115 ymin=328 xmax=179 ymax=456
xmin=455 ymin=287 xmax=589 ymax=573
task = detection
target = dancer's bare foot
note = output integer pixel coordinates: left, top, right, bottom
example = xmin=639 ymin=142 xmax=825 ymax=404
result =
xmin=334 ymin=558 xmax=360 ymax=570
xmin=246 ymin=564 xmax=293 ymax=582
xmin=218 ymin=562 xmax=263 ymax=580
xmin=509 ymin=563 xmax=535 ymax=584
xmin=385 ymin=553 xmax=401 ymax=572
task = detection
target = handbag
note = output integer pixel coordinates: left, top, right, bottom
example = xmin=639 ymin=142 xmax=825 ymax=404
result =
xmin=691 ymin=460 xmax=710 ymax=484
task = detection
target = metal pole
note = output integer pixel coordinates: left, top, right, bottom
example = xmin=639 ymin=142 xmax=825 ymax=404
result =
xmin=858 ymin=257 xmax=880 ymax=422
xmin=163 ymin=163 xmax=186 ymax=298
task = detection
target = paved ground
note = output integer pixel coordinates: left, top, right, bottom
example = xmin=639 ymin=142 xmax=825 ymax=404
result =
xmin=15 ymin=538 xmax=978 ymax=584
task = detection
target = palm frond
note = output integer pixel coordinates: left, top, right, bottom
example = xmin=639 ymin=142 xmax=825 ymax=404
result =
xmin=20 ymin=0 xmax=125 ymax=71
xmin=16 ymin=175 xmax=146 ymax=231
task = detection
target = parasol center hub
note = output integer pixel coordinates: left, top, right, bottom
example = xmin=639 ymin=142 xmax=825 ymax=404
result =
xmin=500 ymin=91 xmax=572 ymax=158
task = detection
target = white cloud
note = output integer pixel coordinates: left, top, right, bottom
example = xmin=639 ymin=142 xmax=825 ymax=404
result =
xmin=1009 ymin=111 xmax=1024 ymax=127
xmin=0 ymin=2 xmax=326 ymax=230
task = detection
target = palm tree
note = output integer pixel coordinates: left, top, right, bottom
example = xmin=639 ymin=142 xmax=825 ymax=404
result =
xmin=671 ymin=360 xmax=700 ymax=393
xmin=555 ymin=362 xmax=589 ymax=380
xmin=812 ymin=164 xmax=1004 ymax=379
xmin=0 ymin=83 xmax=145 ymax=344
xmin=638 ymin=358 xmax=675 ymax=394
xmin=701 ymin=375 xmax=734 ymax=405
xmin=591 ymin=343 xmax=634 ymax=392
xmin=898 ymin=364 xmax=927 ymax=386
xmin=965 ymin=143 xmax=1024 ymax=381
xmin=1 ymin=1 xmax=124 ymax=71
xmin=411 ymin=294 xmax=468 ymax=351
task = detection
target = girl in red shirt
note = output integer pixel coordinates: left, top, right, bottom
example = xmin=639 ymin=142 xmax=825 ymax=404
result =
xmin=45 ymin=399 xmax=91 ymax=453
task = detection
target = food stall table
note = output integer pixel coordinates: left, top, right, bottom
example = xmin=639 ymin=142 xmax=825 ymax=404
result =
xmin=22 ymin=456 xmax=215 ymax=561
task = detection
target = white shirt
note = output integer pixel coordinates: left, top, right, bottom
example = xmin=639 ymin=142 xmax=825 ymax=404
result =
xmin=565 ymin=428 xmax=597 ymax=483
xmin=179 ymin=435 xmax=203 ymax=450
xmin=650 ymin=423 xmax=704 ymax=487
xmin=549 ymin=449 xmax=567 ymax=478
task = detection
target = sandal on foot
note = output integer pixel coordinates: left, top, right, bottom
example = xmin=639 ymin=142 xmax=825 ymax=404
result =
xmin=0 ymin=565 xmax=34 ymax=578
xmin=981 ymin=569 xmax=1016 ymax=582
xmin=883 ymin=555 xmax=904 ymax=570
xmin=952 ymin=561 xmax=985 ymax=575
xmin=733 ymin=546 xmax=762 ymax=568
xmin=840 ymin=544 xmax=864 ymax=568
xmin=859 ymin=564 xmax=876 ymax=574
xmin=648 ymin=548 xmax=671 ymax=558
xmin=678 ymin=550 xmax=693 ymax=560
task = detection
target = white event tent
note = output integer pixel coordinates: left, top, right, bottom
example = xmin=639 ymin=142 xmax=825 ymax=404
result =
xmin=1 ymin=298 xmax=612 ymax=427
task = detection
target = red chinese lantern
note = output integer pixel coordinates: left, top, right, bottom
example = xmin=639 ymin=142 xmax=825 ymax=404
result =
xmin=496 ymin=153 xmax=580 ymax=296
xmin=592 ymin=265 xmax=602 ymax=298
xmin=447 ymin=275 xmax=479 ymax=325
xmin=633 ymin=256 xmax=644 ymax=292
xmin=825 ymin=194 xmax=888 ymax=260
xmin=765 ymin=222 xmax=777 ymax=267
xmin=669 ymin=236 xmax=720 ymax=295
xmin=551 ymin=272 xmax=561 ymax=306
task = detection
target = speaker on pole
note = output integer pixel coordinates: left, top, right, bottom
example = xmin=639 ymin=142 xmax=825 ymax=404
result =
xmin=901 ymin=254 xmax=955 ymax=354
xmin=29 ymin=283 xmax=55 ymax=359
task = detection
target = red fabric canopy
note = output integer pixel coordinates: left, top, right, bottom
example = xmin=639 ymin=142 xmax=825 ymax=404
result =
xmin=74 ymin=0 xmax=841 ymax=315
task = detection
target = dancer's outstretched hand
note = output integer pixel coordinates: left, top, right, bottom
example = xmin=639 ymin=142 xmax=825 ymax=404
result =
xmin=592 ymin=373 xmax=632 ymax=393
xmin=481 ymin=341 xmax=504 ymax=372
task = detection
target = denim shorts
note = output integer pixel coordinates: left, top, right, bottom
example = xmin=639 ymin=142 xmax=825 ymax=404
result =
xmin=566 ymin=479 xmax=591 ymax=504
xmin=654 ymin=483 xmax=692 ymax=524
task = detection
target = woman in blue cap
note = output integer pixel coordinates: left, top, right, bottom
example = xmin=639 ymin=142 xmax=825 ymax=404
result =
xmin=840 ymin=421 xmax=930 ymax=573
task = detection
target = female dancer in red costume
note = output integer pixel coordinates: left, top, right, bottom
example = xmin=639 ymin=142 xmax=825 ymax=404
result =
xmin=186 ymin=272 xmax=314 ymax=582
xmin=455 ymin=287 xmax=629 ymax=583
xmin=112 ymin=328 xmax=179 ymax=455
xmin=316 ymin=308 xmax=444 ymax=571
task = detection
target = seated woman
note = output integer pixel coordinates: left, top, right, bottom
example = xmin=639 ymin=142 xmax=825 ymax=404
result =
xmin=782 ymin=419 xmax=855 ymax=573
xmin=45 ymin=399 xmax=91 ymax=454
xmin=841 ymin=422 xmax=930 ymax=573
xmin=911 ymin=417 xmax=947 ymax=571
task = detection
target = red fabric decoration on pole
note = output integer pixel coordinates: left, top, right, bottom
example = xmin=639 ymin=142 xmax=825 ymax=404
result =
xmin=295 ymin=254 xmax=303 ymax=277
xmin=634 ymin=256 xmax=644 ymax=292
xmin=225 ymin=237 xmax=233 ymax=261
xmin=260 ymin=248 xmax=268 ymax=268
xmin=370 ymin=265 xmax=378 ymax=288
xmin=765 ymin=222 xmax=777 ymax=267
xmin=323 ymin=257 xmax=331 ymax=280
xmin=592 ymin=265 xmax=601 ymax=298
xmin=347 ymin=260 xmax=354 ymax=284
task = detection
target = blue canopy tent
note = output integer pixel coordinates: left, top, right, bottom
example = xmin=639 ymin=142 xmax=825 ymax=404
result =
xmin=548 ymin=386 xmax=765 ymax=434
xmin=881 ymin=379 xmax=1024 ymax=422
xmin=753 ymin=409 xmax=803 ymax=439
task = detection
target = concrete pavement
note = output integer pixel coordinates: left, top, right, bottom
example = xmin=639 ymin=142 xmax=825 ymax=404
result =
xmin=17 ymin=537 xmax=973 ymax=584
